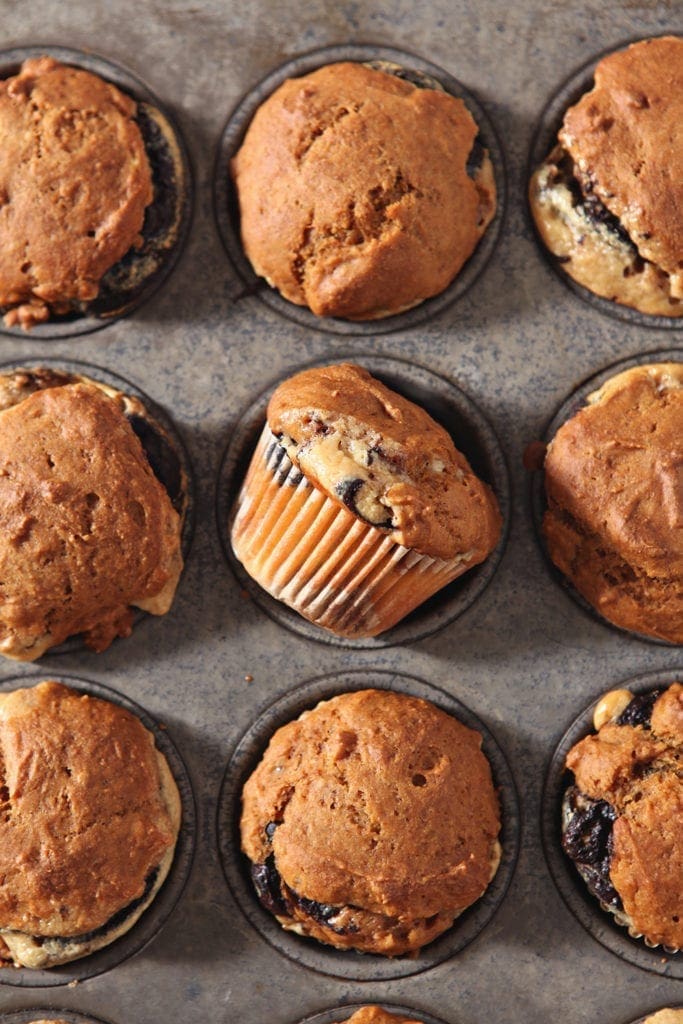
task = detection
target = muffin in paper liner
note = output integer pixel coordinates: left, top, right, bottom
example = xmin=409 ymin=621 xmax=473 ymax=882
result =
xmin=231 ymin=424 xmax=486 ymax=639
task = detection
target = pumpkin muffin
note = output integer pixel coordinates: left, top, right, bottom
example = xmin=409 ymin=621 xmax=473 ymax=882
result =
xmin=231 ymin=61 xmax=496 ymax=320
xmin=241 ymin=689 xmax=502 ymax=956
xmin=562 ymin=683 xmax=683 ymax=950
xmin=0 ymin=680 xmax=181 ymax=969
xmin=342 ymin=1010 xmax=422 ymax=1024
xmin=530 ymin=36 xmax=683 ymax=318
xmin=231 ymin=363 xmax=502 ymax=639
xmin=542 ymin=362 xmax=683 ymax=643
xmin=0 ymin=367 xmax=186 ymax=660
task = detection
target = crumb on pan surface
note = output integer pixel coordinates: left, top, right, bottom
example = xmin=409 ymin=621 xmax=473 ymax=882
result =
xmin=0 ymin=56 xmax=153 ymax=329
xmin=0 ymin=372 xmax=184 ymax=660
xmin=542 ymin=362 xmax=683 ymax=642
xmin=231 ymin=61 xmax=496 ymax=320
xmin=529 ymin=36 xmax=683 ymax=317
xmin=0 ymin=680 xmax=181 ymax=969
xmin=562 ymin=683 xmax=683 ymax=950
xmin=241 ymin=689 xmax=501 ymax=956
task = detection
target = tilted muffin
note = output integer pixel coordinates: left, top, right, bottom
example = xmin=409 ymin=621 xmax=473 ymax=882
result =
xmin=562 ymin=683 xmax=683 ymax=950
xmin=231 ymin=61 xmax=496 ymax=320
xmin=542 ymin=362 xmax=683 ymax=643
xmin=0 ymin=367 xmax=186 ymax=659
xmin=241 ymin=689 xmax=502 ymax=956
xmin=342 ymin=1009 xmax=422 ymax=1024
xmin=0 ymin=56 xmax=187 ymax=330
xmin=231 ymin=363 xmax=502 ymax=639
xmin=529 ymin=36 xmax=683 ymax=317
xmin=0 ymin=680 xmax=181 ymax=968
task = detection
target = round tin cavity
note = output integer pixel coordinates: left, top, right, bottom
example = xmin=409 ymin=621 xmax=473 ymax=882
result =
xmin=295 ymin=1004 xmax=451 ymax=1024
xmin=218 ymin=669 xmax=520 ymax=981
xmin=214 ymin=42 xmax=505 ymax=336
xmin=0 ymin=1012 xmax=113 ymax=1024
xmin=0 ymin=45 xmax=193 ymax=340
xmin=0 ymin=355 xmax=195 ymax=658
xmin=527 ymin=36 xmax=682 ymax=330
xmin=0 ymin=672 xmax=196 ymax=987
xmin=529 ymin=347 xmax=682 ymax=647
xmin=542 ymin=668 xmax=683 ymax=979
xmin=217 ymin=353 xmax=509 ymax=649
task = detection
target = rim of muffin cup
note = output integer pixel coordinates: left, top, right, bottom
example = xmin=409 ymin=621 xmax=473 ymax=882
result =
xmin=527 ymin=33 xmax=682 ymax=331
xmin=0 ymin=355 xmax=196 ymax=658
xmin=541 ymin=667 xmax=683 ymax=979
xmin=216 ymin=353 xmax=510 ymax=649
xmin=213 ymin=42 xmax=506 ymax=336
xmin=0 ymin=45 xmax=194 ymax=341
xmin=0 ymin=1012 xmax=114 ymax=1024
xmin=217 ymin=669 xmax=520 ymax=982
xmin=529 ymin=346 xmax=682 ymax=647
xmin=295 ymin=1004 xmax=451 ymax=1024
xmin=0 ymin=672 xmax=196 ymax=988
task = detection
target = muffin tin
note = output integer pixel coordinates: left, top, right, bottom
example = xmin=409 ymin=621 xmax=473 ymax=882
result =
xmin=0 ymin=4 xmax=681 ymax=1024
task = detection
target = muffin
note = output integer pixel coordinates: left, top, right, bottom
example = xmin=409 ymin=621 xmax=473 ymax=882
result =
xmin=642 ymin=1013 xmax=683 ymax=1024
xmin=342 ymin=1010 xmax=422 ymax=1024
xmin=0 ymin=680 xmax=181 ymax=968
xmin=230 ymin=363 xmax=502 ymax=639
xmin=542 ymin=362 xmax=683 ymax=643
xmin=0 ymin=367 xmax=186 ymax=660
xmin=562 ymin=683 xmax=683 ymax=950
xmin=529 ymin=36 xmax=683 ymax=318
xmin=231 ymin=61 xmax=496 ymax=320
xmin=0 ymin=55 xmax=186 ymax=330
xmin=241 ymin=688 xmax=502 ymax=956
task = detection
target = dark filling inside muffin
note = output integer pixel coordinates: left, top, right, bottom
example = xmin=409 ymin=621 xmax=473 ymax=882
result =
xmin=334 ymin=477 xmax=394 ymax=528
xmin=615 ymin=689 xmax=661 ymax=728
xmin=548 ymin=148 xmax=638 ymax=254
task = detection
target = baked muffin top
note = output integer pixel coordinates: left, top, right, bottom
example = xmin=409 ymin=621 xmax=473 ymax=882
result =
xmin=343 ymin=1009 xmax=422 ymax=1024
xmin=642 ymin=1012 xmax=683 ymax=1024
xmin=566 ymin=684 xmax=683 ymax=949
xmin=543 ymin=362 xmax=683 ymax=641
xmin=560 ymin=36 xmax=683 ymax=296
xmin=242 ymin=689 xmax=501 ymax=921
xmin=0 ymin=56 xmax=153 ymax=329
xmin=268 ymin=363 xmax=501 ymax=561
xmin=231 ymin=61 xmax=495 ymax=320
xmin=0 ymin=382 xmax=183 ymax=659
xmin=0 ymin=681 xmax=179 ymax=937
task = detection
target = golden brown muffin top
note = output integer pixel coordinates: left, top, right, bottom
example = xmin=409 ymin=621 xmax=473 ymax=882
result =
xmin=566 ymin=684 xmax=683 ymax=948
xmin=544 ymin=363 xmax=683 ymax=582
xmin=268 ymin=363 xmax=502 ymax=561
xmin=242 ymin=689 xmax=501 ymax=919
xmin=343 ymin=1009 xmax=422 ymax=1024
xmin=642 ymin=1012 xmax=683 ymax=1024
xmin=231 ymin=61 xmax=495 ymax=320
xmin=559 ymin=37 xmax=683 ymax=292
xmin=0 ymin=56 xmax=153 ymax=328
xmin=0 ymin=382 xmax=183 ymax=659
xmin=0 ymin=681 xmax=178 ymax=936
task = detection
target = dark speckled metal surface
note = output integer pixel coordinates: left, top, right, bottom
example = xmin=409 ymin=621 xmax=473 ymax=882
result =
xmin=0 ymin=2 xmax=680 ymax=1023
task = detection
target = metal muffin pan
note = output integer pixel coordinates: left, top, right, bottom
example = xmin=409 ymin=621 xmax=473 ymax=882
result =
xmin=214 ymin=42 xmax=506 ymax=337
xmin=0 ymin=4 xmax=681 ymax=1024
xmin=0 ymin=45 xmax=193 ymax=341
xmin=217 ymin=353 xmax=510 ymax=648
xmin=218 ymin=670 xmax=519 ymax=980
xmin=0 ymin=673 xmax=196 ymax=988
xmin=542 ymin=668 xmax=683 ymax=979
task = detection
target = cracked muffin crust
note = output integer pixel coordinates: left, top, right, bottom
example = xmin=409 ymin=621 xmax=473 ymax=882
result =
xmin=0 ymin=368 xmax=185 ymax=660
xmin=0 ymin=680 xmax=181 ymax=969
xmin=241 ymin=689 xmax=502 ymax=956
xmin=562 ymin=683 xmax=683 ymax=950
xmin=542 ymin=363 xmax=683 ymax=642
xmin=529 ymin=36 xmax=683 ymax=317
xmin=231 ymin=61 xmax=496 ymax=320
xmin=342 ymin=1009 xmax=423 ymax=1024
xmin=231 ymin=363 xmax=502 ymax=638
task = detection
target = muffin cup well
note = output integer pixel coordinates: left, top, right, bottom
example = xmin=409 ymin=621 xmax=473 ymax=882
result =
xmin=541 ymin=668 xmax=683 ymax=979
xmin=0 ymin=673 xmax=196 ymax=987
xmin=0 ymin=45 xmax=193 ymax=340
xmin=527 ymin=35 xmax=682 ymax=330
xmin=0 ymin=355 xmax=195 ymax=658
xmin=529 ymin=347 xmax=682 ymax=647
xmin=217 ymin=669 xmax=520 ymax=981
xmin=0 ymin=1012 xmax=114 ymax=1024
xmin=218 ymin=354 xmax=509 ymax=649
xmin=214 ymin=42 xmax=505 ymax=336
xmin=294 ymin=1005 xmax=450 ymax=1024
